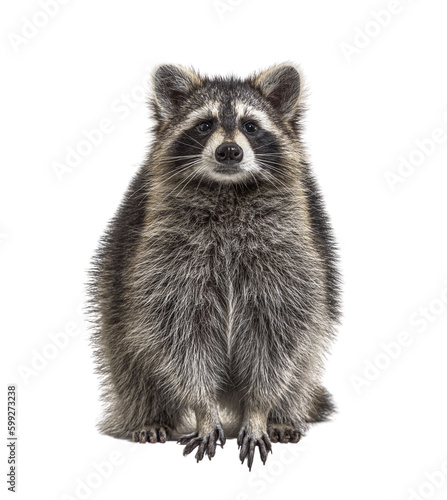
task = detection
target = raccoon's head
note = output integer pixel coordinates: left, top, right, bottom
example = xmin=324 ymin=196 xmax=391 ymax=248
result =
xmin=149 ymin=63 xmax=304 ymax=188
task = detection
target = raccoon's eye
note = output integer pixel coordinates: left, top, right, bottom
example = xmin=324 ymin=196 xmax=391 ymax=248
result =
xmin=197 ymin=121 xmax=212 ymax=134
xmin=243 ymin=122 xmax=258 ymax=134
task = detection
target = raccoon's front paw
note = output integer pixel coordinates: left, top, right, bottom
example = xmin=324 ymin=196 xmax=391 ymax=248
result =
xmin=267 ymin=424 xmax=302 ymax=443
xmin=133 ymin=425 xmax=170 ymax=443
xmin=178 ymin=424 xmax=226 ymax=462
xmin=237 ymin=426 xmax=272 ymax=471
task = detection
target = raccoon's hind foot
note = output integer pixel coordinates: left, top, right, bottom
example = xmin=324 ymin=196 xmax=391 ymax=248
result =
xmin=237 ymin=426 xmax=273 ymax=471
xmin=178 ymin=424 xmax=226 ymax=462
xmin=133 ymin=425 xmax=170 ymax=444
xmin=267 ymin=424 xmax=302 ymax=443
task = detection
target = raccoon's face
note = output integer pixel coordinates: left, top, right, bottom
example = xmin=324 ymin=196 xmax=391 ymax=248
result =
xmin=150 ymin=63 xmax=303 ymax=187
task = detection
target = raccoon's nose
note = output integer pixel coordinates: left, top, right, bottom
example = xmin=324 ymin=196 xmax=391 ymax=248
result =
xmin=215 ymin=142 xmax=244 ymax=165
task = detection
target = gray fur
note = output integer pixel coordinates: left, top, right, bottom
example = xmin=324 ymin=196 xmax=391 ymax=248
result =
xmin=87 ymin=63 xmax=341 ymax=469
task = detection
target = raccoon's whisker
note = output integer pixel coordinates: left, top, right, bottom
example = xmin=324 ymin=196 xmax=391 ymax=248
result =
xmin=256 ymin=161 xmax=295 ymax=181
xmin=256 ymin=170 xmax=278 ymax=189
xmin=214 ymin=182 xmax=223 ymax=207
xmin=256 ymin=157 xmax=291 ymax=167
xmin=157 ymin=154 xmax=202 ymax=163
xmin=168 ymin=164 xmax=202 ymax=195
xmin=262 ymin=173 xmax=293 ymax=192
xmin=260 ymin=174 xmax=290 ymax=193
xmin=256 ymin=167 xmax=294 ymax=193
xmin=156 ymin=160 xmax=201 ymax=180
xmin=157 ymin=160 xmax=199 ymax=179
xmin=256 ymin=157 xmax=294 ymax=172
xmin=231 ymin=179 xmax=238 ymax=200
xmin=152 ymin=169 xmax=198 ymax=210
xmin=248 ymin=170 xmax=261 ymax=192
xmin=155 ymin=167 xmax=198 ymax=187
xmin=182 ymin=133 xmax=206 ymax=149
xmin=258 ymin=168 xmax=295 ymax=183
xmin=255 ymin=153 xmax=283 ymax=157
xmin=171 ymin=140 xmax=204 ymax=151
xmin=162 ymin=154 xmax=202 ymax=159
xmin=152 ymin=161 xmax=202 ymax=194
xmin=195 ymin=165 xmax=208 ymax=192
xmin=156 ymin=164 xmax=200 ymax=181
xmin=127 ymin=178 xmax=149 ymax=201
xmin=238 ymin=175 xmax=250 ymax=191
xmin=257 ymin=163 xmax=294 ymax=178
xmin=174 ymin=165 xmax=203 ymax=198
xmin=251 ymin=141 xmax=280 ymax=151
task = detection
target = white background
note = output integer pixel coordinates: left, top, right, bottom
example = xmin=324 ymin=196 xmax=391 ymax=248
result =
xmin=2 ymin=0 xmax=447 ymax=499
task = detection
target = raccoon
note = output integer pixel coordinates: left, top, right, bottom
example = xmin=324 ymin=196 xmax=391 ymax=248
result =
xmin=88 ymin=63 xmax=341 ymax=471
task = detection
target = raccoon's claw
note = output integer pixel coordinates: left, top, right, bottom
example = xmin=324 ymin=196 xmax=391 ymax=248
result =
xmin=237 ymin=427 xmax=272 ymax=471
xmin=133 ymin=425 xmax=169 ymax=443
xmin=178 ymin=425 xmax=226 ymax=462
xmin=267 ymin=425 xmax=302 ymax=444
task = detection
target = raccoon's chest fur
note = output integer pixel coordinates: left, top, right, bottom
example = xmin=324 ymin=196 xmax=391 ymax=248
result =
xmin=134 ymin=185 xmax=304 ymax=353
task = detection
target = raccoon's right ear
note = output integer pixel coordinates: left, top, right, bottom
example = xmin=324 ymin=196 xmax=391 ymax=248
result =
xmin=151 ymin=64 xmax=202 ymax=119
xmin=252 ymin=63 xmax=303 ymax=119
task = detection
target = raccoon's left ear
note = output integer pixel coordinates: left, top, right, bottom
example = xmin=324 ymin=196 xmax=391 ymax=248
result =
xmin=252 ymin=63 xmax=303 ymax=118
xmin=152 ymin=64 xmax=202 ymax=119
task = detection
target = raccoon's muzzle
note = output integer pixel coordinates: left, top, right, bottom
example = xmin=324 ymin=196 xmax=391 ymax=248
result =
xmin=215 ymin=142 xmax=244 ymax=166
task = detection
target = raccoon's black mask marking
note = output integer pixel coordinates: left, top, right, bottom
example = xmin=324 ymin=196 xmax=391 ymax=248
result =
xmin=168 ymin=110 xmax=282 ymax=186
